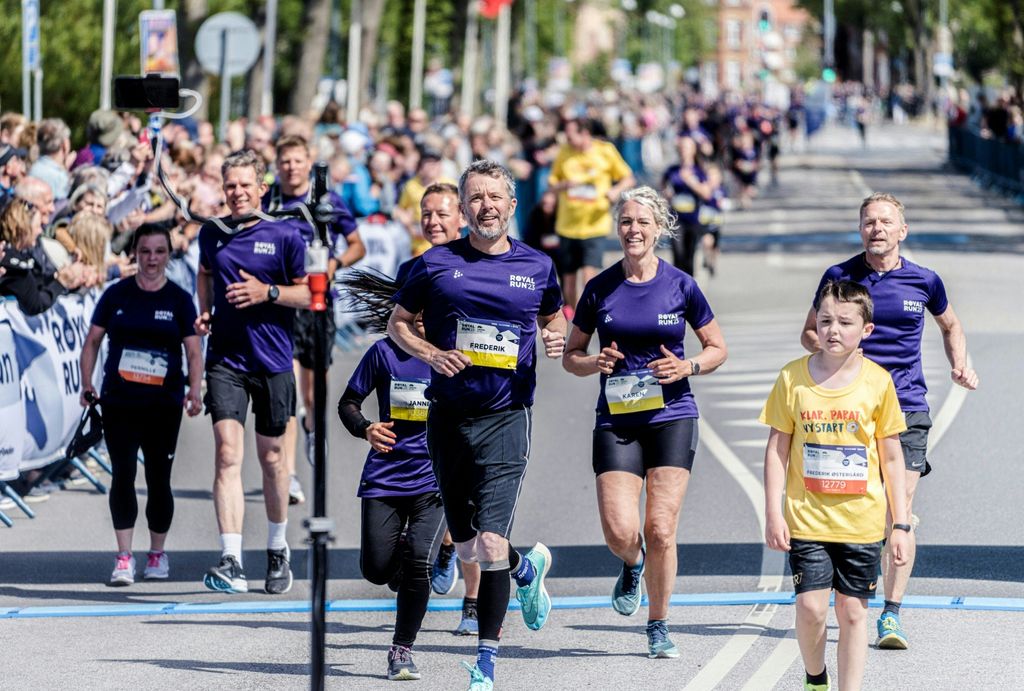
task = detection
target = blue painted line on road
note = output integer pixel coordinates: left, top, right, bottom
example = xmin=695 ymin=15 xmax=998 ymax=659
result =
xmin=3 ymin=593 xmax=1023 ymax=620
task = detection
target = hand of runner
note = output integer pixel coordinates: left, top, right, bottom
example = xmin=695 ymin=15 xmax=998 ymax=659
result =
xmin=595 ymin=341 xmax=625 ymax=374
xmin=226 ymin=270 xmax=269 ymax=308
xmin=888 ymin=529 xmax=908 ymax=566
xmin=429 ymin=349 xmax=471 ymax=377
xmin=647 ymin=344 xmax=686 ymax=384
xmin=765 ymin=513 xmax=791 ymax=552
xmin=541 ymin=327 xmax=565 ymax=358
xmin=366 ymin=421 xmax=397 ymax=452
xmin=194 ymin=311 xmax=212 ymax=336
xmin=951 ymin=366 xmax=978 ymax=390
xmin=184 ymin=388 xmax=202 ymax=417
xmin=79 ymin=385 xmax=97 ymax=408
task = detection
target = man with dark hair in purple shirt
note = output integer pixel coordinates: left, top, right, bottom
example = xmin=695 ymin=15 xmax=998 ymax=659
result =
xmin=388 ymin=160 xmax=567 ymax=690
xmin=800 ymin=192 xmax=978 ymax=651
xmin=195 ymin=149 xmax=311 ymax=596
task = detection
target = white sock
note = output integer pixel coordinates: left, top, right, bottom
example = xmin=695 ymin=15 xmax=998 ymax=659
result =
xmin=268 ymin=520 xmax=288 ymax=552
xmin=221 ymin=533 xmax=243 ymax=566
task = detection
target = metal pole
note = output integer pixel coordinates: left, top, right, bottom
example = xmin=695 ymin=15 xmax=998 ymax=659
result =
xmin=153 ymin=0 xmax=164 ymax=7
xmin=306 ymin=161 xmax=334 ymax=691
xmin=22 ymin=0 xmax=31 ymax=118
xmin=823 ymin=0 xmax=835 ymax=69
xmin=494 ymin=3 xmax=511 ymax=127
xmin=460 ymin=0 xmax=479 ymax=119
xmin=219 ymin=29 xmax=231 ymax=142
xmin=410 ymin=0 xmax=427 ymax=109
xmin=101 ymin=0 xmax=116 ymax=109
xmin=33 ymin=69 xmax=43 ymax=121
xmin=525 ymin=0 xmax=537 ymax=81
xmin=346 ymin=0 xmax=362 ymax=123
xmin=262 ymin=0 xmax=279 ymax=116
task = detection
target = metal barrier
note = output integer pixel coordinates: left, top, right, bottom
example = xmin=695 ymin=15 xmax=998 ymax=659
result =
xmin=948 ymin=126 xmax=1024 ymax=200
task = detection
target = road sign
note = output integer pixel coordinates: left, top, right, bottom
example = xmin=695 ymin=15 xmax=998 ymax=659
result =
xmin=23 ymin=0 xmax=40 ymax=70
xmin=933 ymin=52 xmax=954 ymax=78
xmin=194 ymin=12 xmax=261 ymax=77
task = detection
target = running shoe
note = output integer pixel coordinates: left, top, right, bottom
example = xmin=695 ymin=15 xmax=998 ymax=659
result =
xmin=288 ymin=474 xmax=306 ymax=505
xmin=431 ymin=546 xmax=459 ymax=595
xmin=876 ymin=612 xmax=908 ymax=650
xmin=265 ymin=547 xmax=293 ymax=594
xmin=461 ymin=662 xmax=493 ymax=691
xmin=611 ymin=544 xmax=646 ymax=616
xmin=646 ymin=620 xmax=679 ymax=659
xmin=302 ymin=415 xmax=320 ymax=467
xmin=143 ymin=551 xmax=170 ymax=580
xmin=455 ymin=602 xmax=479 ymax=636
xmin=804 ymin=673 xmax=832 ymax=691
xmin=515 ymin=542 xmax=552 ymax=631
xmin=109 ymin=552 xmax=136 ymax=586
xmin=387 ymin=645 xmax=421 ymax=681
xmin=203 ymin=555 xmax=248 ymax=593
xmin=0 ymin=496 xmax=16 ymax=511
xmin=20 ymin=485 xmax=50 ymax=504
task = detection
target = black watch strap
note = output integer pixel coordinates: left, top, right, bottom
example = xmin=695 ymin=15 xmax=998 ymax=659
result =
xmin=267 ymin=284 xmax=280 ymax=303
xmin=891 ymin=523 xmax=912 ymax=533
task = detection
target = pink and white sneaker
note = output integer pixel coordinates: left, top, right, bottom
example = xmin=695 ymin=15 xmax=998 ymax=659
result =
xmin=144 ymin=551 xmax=169 ymax=580
xmin=109 ymin=552 xmax=136 ymax=586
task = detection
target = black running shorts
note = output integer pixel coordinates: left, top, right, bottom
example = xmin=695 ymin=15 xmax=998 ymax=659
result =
xmin=426 ymin=403 xmax=532 ymax=544
xmin=592 ymin=417 xmax=698 ymax=477
xmin=556 ymin=236 xmax=605 ymax=273
xmin=788 ymin=539 xmax=882 ymax=600
xmin=204 ymin=361 xmax=296 ymax=437
xmin=900 ymin=411 xmax=932 ymax=476
xmin=292 ymin=308 xmax=337 ymax=370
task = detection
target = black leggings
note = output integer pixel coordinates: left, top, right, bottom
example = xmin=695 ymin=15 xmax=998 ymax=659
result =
xmin=361 ymin=493 xmax=447 ymax=647
xmin=671 ymin=222 xmax=704 ymax=276
xmin=104 ymin=402 xmax=183 ymax=534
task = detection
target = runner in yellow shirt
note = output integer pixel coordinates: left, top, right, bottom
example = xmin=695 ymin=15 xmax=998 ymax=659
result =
xmin=760 ymin=279 xmax=910 ymax=691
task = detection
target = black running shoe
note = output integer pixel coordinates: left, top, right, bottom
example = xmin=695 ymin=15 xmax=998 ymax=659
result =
xmin=265 ymin=547 xmax=293 ymax=594
xmin=387 ymin=645 xmax=421 ymax=681
xmin=203 ymin=555 xmax=248 ymax=593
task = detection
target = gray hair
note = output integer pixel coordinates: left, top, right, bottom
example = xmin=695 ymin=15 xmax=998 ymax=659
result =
xmin=222 ymin=149 xmax=267 ymax=184
xmin=458 ymin=159 xmax=516 ymax=204
xmin=613 ymin=186 xmax=678 ymax=240
xmin=37 ymin=118 xmax=70 ymax=156
xmin=859 ymin=192 xmax=905 ymax=225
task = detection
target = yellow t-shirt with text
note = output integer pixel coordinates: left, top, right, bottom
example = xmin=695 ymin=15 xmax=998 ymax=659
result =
xmin=549 ymin=140 xmax=632 ymax=240
xmin=759 ymin=355 xmax=906 ymax=544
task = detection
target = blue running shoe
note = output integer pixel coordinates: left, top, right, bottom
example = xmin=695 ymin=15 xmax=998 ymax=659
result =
xmin=876 ymin=612 xmax=908 ymax=649
xmin=646 ymin=619 xmax=679 ymax=659
xmin=431 ymin=546 xmax=459 ymax=595
xmin=515 ymin=542 xmax=552 ymax=631
xmin=203 ymin=555 xmax=248 ymax=594
xmin=612 ymin=544 xmax=645 ymax=616
xmin=455 ymin=600 xmax=479 ymax=635
xmin=461 ymin=662 xmax=493 ymax=691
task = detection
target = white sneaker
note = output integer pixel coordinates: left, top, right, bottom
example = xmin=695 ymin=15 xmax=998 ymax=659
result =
xmin=109 ymin=552 xmax=136 ymax=586
xmin=288 ymin=475 xmax=306 ymax=505
xmin=0 ymin=496 xmax=16 ymax=511
xmin=143 ymin=551 xmax=169 ymax=580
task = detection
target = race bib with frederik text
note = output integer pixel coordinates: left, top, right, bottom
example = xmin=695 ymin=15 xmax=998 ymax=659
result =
xmin=605 ymin=369 xmax=665 ymax=415
xmin=802 ymin=442 xmax=869 ymax=495
xmin=455 ymin=318 xmax=521 ymax=370
xmin=389 ymin=378 xmax=430 ymax=422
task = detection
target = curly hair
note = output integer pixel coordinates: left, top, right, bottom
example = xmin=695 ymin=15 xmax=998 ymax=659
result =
xmin=613 ymin=185 xmax=678 ymax=240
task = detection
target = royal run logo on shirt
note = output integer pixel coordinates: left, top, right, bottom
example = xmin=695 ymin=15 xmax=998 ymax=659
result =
xmin=253 ymin=241 xmax=277 ymax=256
xmin=153 ymin=310 xmax=174 ymax=322
xmin=903 ymin=299 xmax=924 ymax=313
xmin=658 ymin=313 xmax=680 ymax=326
xmin=509 ymin=274 xmax=536 ymax=291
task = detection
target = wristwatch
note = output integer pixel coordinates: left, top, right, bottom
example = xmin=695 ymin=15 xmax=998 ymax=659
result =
xmin=689 ymin=360 xmax=701 ymax=376
xmin=267 ymin=284 xmax=280 ymax=303
xmin=891 ymin=523 xmax=912 ymax=533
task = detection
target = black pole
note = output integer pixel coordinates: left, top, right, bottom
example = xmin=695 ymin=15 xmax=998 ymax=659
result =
xmin=306 ymin=161 xmax=334 ymax=690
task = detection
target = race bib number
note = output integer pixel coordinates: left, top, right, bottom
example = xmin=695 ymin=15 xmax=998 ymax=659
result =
xmin=605 ymin=369 xmax=665 ymax=415
xmin=389 ymin=378 xmax=430 ymax=422
xmin=567 ymin=184 xmax=598 ymax=202
xmin=118 ymin=348 xmax=169 ymax=386
xmin=802 ymin=443 xmax=869 ymax=494
xmin=541 ymin=233 xmax=560 ymax=250
xmin=455 ymin=318 xmax=521 ymax=370
xmin=671 ymin=193 xmax=696 ymax=213
xmin=698 ymin=206 xmax=723 ymax=226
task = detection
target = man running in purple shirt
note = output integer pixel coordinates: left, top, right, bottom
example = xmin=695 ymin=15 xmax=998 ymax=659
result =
xmin=388 ymin=160 xmax=567 ymax=691
xmin=195 ymin=150 xmax=311 ymax=595
xmin=800 ymin=192 xmax=979 ymax=650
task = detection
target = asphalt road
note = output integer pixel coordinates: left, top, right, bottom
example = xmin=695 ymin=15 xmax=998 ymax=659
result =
xmin=3 ymin=122 xmax=1023 ymax=690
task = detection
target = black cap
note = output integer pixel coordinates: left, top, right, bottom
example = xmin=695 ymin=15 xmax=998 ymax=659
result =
xmin=418 ymin=147 xmax=443 ymax=163
xmin=0 ymin=145 xmax=28 ymax=166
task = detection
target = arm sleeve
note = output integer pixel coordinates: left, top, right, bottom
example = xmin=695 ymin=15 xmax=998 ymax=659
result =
xmin=926 ymin=271 xmax=949 ymax=316
xmin=330 ymin=192 xmax=359 ymax=239
xmin=538 ymin=258 xmax=563 ymax=316
xmin=4 ymin=271 xmax=66 ymax=317
xmin=91 ymin=288 xmax=113 ymax=328
xmin=392 ymin=254 xmax=430 ymax=314
xmin=572 ymin=279 xmax=598 ymax=334
xmin=284 ymin=229 xmax=307 ymax=280
xmin=176 ymin=290 xmax=198 ymax=338
xmin=683 ymin=278 xmax=715 ymax=330
xmin=337 ymin=385 xmax=373 ymax=439
xmin=875 ymin=375 xmax=908 ymax=438
xmin=810 ymin=267 xmax=839 ymax=309
xmin=607 ymin=144 xmax=633 ymax=180
xmin=759 ymin=369 xmax=796 ymax=434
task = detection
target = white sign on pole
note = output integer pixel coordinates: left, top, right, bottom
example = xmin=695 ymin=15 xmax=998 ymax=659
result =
xmin=195 ymin=12 xmax=261 ymax=77
xmin=23 ymin=0 xmax=40 ymax=70
xmin=933 ymin=52 xmax=954 ymax=78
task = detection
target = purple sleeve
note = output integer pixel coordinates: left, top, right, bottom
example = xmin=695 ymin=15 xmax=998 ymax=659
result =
xmin=810 ymin=266 xmax=842 ymax=309
xmin=91 ymin=287 xmax=113 ymax=329
xmin=926 ymin=271 xmax=949 ymax=316
xmin=346 ymin=342 xmax=379 ymax=397
xmin=539 ymin=259 xmax=563 ymax=317
xmin=683 ymin=279 xmax=715 ymax=329
xmin=330 ymin=192 xmax=358 ymax=239
xmin=572 ymin=280 xmax=598 ymax=334
xmin=284 ymin=229 xmax=307 ymax=279
xmin=393 ymin=255 xmax=429 ymax=314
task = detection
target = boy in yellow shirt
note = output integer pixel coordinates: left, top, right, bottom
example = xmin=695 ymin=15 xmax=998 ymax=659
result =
xmin=760 ymin=280 xmax=910 ymax=691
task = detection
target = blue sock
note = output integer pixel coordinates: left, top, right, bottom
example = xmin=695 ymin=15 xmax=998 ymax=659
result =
xmin=476 ymin=640 xmax=498 ymax=681
xmin=510 ymin=551 xmax=536 ymax=587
